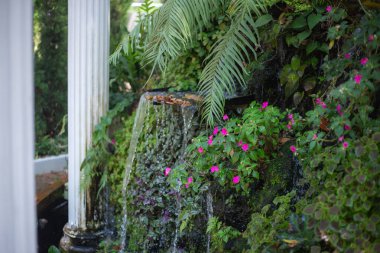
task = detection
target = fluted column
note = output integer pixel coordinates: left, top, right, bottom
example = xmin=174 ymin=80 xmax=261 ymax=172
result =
xmin=0 ymin=0 xmax=36 ymax=252
xmin=61 ymin=0 xmax=109 ymax=252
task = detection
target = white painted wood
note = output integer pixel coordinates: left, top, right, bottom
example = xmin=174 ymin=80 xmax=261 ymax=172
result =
xmin=34 ymin=154 xmax=68 ymax=175
xmin=0 ymin=0 xmax=36 ymax=252
xmin=68 ymin=0 xmax=110 ymax=229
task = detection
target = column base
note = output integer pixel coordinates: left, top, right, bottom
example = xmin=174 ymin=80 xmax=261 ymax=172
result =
xmin=60 ymin=224 xmax=104 ymax=253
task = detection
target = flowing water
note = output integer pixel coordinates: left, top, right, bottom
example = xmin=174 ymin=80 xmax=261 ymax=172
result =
xmin=119 ymin=96 xmax=149 ymax=252
xmin=119 ymin=92 xmax=198 ymax=252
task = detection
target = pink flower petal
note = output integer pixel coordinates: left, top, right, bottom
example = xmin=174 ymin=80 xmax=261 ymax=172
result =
xmin=232 ymin=176 xmax=240 ymax=184
xmin=343 ymin=142 xmax=349 ymax=149
xmin=354 ymin=74 xmax=362 ymax=84
xmin=344 ymin=53 xmax=351 ymax=59
xmin=368 ymin=34 xmax=374 ymax=42
xmin=262 ymin=101 xmax=269 ymax=109
xmin=164 ymin=167 xmax=171 ymax=177
xmin=223 ymin=114 xmax=229 ymax=121
xmin=312 ymin=134 xmax=318 ymax=140
xmin=241 ymin=144 xmax=249 ymax=152
xmin=344 ymin=125 xmax=351 ymax=131
xmin=213 ymin=127 xmax=219 ymax=136
xmin=187 ymin=177 xmax=193 ymax=184
xmin=198 ymin=147 xmax=204 ymax=153
xmin=210 ymin=165 xmax=219 ymax=173
xmin=338 ymin=136 xmax=344 ymax=142
xmin=326 ymin=5 xmax=332 ymax=12
xmin=290 ymin=145 xmax=296 ymax=153
xmin=207 ymin=139 xmax=213 ymax=146
xmin=221 ymin=128 xmax=228 ymax=136
xmin=336 ymin=104 xmax=343 ymax=116
xmin=360 ymin=57 xmax=368 ymax=65
xmin=238 ymin=140 xmax=243 ymax=146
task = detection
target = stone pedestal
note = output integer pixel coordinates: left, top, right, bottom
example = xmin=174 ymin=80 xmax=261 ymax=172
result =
xmin=61 ymin=0 xmax=110 ymax=251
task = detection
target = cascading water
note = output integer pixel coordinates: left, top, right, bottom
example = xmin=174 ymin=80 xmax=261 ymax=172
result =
xmin=119 ymin=95 xmax=149 ymax=252
xmin=118 ymin=92 xmax=198 ymax=252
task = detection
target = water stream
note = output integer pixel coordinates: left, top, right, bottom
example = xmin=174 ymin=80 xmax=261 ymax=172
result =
xmin=206 ymin=190 xmax=214 ymax=253
xmin=119 ymin=96 xmax=149 ymax=252
xmin=119 ymin=93 xmax=198 ymax=252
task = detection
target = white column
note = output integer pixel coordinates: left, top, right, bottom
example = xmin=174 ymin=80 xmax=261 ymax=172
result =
xmin=0 ymin=0 xmax=36 ymax=252
xmin=68 ymin=0 xmax=110 ymax=229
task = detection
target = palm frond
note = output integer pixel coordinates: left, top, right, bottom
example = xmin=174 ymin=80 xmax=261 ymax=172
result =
xmin=199 ymin=0 xmax=271 ymax=126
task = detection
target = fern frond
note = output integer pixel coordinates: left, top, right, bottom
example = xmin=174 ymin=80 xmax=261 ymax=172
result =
xmin=199 ymin=0 xmax=271 ymax=126
xmin=141 ymin=0 xmax=226 ymax=71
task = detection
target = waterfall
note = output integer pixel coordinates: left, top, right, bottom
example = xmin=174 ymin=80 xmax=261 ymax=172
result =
xmin=206 ymin=191 xmax=214 ymax=253
xmin=119 ymin=95 xmax=149 ymax=253
xmin=118 ymin=92 xmax=198 ymax=252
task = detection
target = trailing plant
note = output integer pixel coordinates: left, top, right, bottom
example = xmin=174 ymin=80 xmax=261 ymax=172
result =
xmin=207 ymin=216 xmax=241 ymax=252
xmin=81 ymin=94 xmax=135 ymax=191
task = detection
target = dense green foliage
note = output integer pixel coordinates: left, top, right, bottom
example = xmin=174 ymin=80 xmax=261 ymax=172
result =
xmin=34 ymin=0 xmax=68 ymax=157
xmin=82 ymin=1 xmax=380 ymax=252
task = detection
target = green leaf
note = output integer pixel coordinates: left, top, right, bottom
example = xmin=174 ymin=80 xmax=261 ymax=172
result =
xmin=306 ymin=41 xmax=319 ymax=55
xmin=290 ymin=56 xmax=301 ymax=71
xmin=48 ymin=246 xmax=61 ymax=253
xmin=296 ymin=30 xmax=312 ymax=43
xmin=307 ymin=13 xmax=322 ymax=30
xmin=293 ymin=91 xmax=304 ymax=106
xmin=255 ymin=14 xmax=272 ymax=27
xmin=289 ymin=15 xmax=307 ymax=29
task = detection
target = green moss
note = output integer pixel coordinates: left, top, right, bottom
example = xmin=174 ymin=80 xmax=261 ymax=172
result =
xmin=250 ymin=143 xmax=294 ymax=212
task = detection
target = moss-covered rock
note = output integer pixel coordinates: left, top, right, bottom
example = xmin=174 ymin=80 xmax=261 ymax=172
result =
xmin=250 ymin=142 xmax=295 ymax=213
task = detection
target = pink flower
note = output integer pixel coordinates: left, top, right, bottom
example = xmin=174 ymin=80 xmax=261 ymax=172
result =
xmin=313 ymin=134 xmax=318 ymax=140
xmin=164 ymin=167 xmax=171 ymax=177
xmin=111 ymin=139 xmax=116 ymax=145
xmin=336 ymin=104 xmax=343 ymax=116
xmin=242 ymin=143 xmax=249 ymax=152
xmin=344 ymin=53 xmax=351 ymax=59
xmin=185 ymin=183 xmax=189 ymax=188
xmin=210 ymin=165 xmax=219 ymax=173
xmin=315 ymin=98 xmax=327 ymax=108
xmin=262 ymin=101 xmax=269 ymax=109
xmin=213 ymin=127 xmax=219 ymax=136
xmin=232 ymin=176 xmax=240 ymax=184
xmin=209 ymin=135 xmax=213 ymax=140
xmin=288 ymin=114 xmax=293 ymax=120
xmin=360 ymin=57 xmax=368 ymax=65
xmin=326 ymin=5 xmax=332 ymax=12
xmin=223 ymin=114 xmax=229 ymax=121
xmin=238 ymin=140 xmax=243 ymax=146
xmin=354 ymin=74 xmax=362 ymax=84
xmin=343 ymin=142 xmax=349 ymax=149
xmin=207 ymin=139 xmax=213 ymax=146
xmin=198 ymin=147 xmax=204 ymax=153
xmin=221 ymin=128 xmax=228 ymax=136
xmin=187 ymin=177 xmax=193 ymax=184
xmin=368 ymin=34 xmax=374 ymax=42
xmin=344 ymin=124 xmax=351 ymax=131
xmin=338 ymin=136 xmax=344 ymax=142
xmin=287 ymin=124 xmax=292 ymax=130
xmin=290 ymin=145 xmax=296 ymax=153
